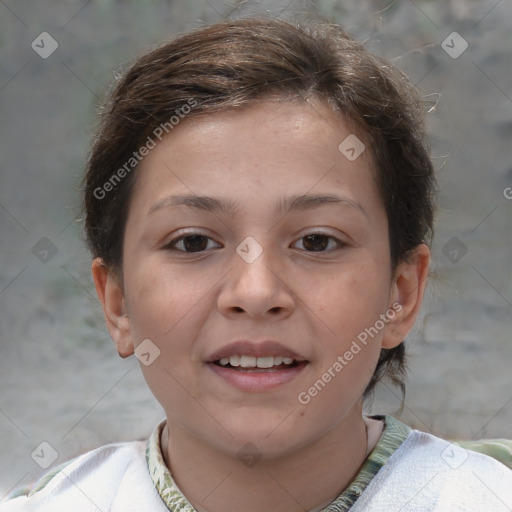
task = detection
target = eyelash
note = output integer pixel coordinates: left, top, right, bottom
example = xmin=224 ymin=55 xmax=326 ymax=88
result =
xmin=164 ymin=232 xmax=347 ymax=254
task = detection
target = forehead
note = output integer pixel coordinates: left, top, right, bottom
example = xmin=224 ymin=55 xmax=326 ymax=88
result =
xmin=132 ymin=99 xmax=377 ymax=201
xmin=122 ymin=99 xmax=390 ymax=266
xmin=128 ymin=100 xmax=385 ymax=227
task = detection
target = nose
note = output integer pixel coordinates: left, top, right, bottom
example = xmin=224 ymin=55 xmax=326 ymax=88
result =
xmin=217 ymin=241 xmax=295 ymax=320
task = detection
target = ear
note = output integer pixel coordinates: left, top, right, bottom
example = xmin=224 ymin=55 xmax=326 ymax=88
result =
xmin=91 ymin=258 xmax=134 ymax=358
xmin=382 ymin=244 xmax=430 ymax=349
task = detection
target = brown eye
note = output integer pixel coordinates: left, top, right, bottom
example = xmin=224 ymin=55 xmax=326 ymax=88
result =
xmin=167 ymin=234 xmax=221 ymax=253
xmin=303 ymin=234 xmax=329 ymax=252
xmin=293 ymin=233 xmax=346 ymax=252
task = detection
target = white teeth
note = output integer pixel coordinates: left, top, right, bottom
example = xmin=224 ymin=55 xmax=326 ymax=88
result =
xmin=240 ymin=355 xmax=256 ymax=367
xmin=256 ymin=356 xmax=274 ymax=369
xmin=229 ymin=355 xmax=241 ymax=367
xmin=217 ymin=355 xmax=296 ymax=368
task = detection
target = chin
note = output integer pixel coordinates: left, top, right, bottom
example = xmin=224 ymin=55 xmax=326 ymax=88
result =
xmin=219 ymin=413 xmax=318 ymax=456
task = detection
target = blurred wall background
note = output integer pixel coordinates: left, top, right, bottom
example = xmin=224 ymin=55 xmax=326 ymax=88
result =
xmin=1 ymin=0 xmax=511 ymax=496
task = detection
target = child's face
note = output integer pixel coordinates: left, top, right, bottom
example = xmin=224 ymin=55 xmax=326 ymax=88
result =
xmin=97 ymin=99 xmax=426 ymax=457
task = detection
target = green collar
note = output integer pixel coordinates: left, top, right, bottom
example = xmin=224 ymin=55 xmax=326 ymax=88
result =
xmin=146 ymin=415 xmax=410 ymax=511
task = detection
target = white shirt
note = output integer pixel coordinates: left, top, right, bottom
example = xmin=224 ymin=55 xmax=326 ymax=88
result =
xmin=2 ymin=416 xmax=511 ymax=511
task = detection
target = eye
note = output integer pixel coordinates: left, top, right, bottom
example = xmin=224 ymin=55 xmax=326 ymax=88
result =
xmin=293 ymin=233 xmax=346 ymax=252
xmin=165 ymin=233 xmax=221 ymax=253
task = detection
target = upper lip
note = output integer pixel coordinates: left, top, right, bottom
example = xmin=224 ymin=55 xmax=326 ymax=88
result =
xmin=206 ymin=340 xmax=307 ymax=363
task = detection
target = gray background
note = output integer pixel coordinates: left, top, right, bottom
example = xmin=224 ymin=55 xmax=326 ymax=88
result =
xmin=1 ymin=0 xmax=511 ymax=498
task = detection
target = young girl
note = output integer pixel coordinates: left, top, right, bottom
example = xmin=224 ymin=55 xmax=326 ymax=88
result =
xmin=3 ymin=16 xmax=511 ymax=512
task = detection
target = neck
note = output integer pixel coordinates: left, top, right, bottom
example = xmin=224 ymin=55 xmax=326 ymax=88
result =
xmin=160 ymin=408 xmax=383 ymax=512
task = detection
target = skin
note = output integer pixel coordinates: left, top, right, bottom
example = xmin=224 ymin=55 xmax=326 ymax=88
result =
xmin=92 ymin=99 xmax=430 ymax=512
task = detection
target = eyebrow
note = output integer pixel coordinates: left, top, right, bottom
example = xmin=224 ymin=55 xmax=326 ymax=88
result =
xmin=148 ymin=193 xmax=366 ymax=217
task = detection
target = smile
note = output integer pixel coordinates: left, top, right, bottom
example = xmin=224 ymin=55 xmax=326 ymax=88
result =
xmin=206 ymin=340 xmax=308 ymax=390
xmin=209 ymin=358 xmax=308 ymax=391
xmin=215 ymin=355 xmax=297 ymax=371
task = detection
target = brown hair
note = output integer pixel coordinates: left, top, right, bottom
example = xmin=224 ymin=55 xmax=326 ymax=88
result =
xmin=83 ymin=17 xmax=435 ymax=397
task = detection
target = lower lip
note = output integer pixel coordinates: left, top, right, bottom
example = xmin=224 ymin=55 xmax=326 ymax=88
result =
xmin=208 ymin=362 xmax=308 ymax=391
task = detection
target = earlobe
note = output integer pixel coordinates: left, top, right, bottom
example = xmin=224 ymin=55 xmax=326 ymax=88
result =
xmin=382 ymin=244 xmax=430 ymax=349
xmin=91 ymin=258 xmax=134 ymax=358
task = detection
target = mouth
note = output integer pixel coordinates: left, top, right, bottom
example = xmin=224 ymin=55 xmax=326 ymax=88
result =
xmin=206 ymin=341 xmax=309 ymax=391
xmin=212 ymin=355 xmax=302 ymax=372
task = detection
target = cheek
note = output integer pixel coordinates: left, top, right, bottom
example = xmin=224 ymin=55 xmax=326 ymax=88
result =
xmin=305 ymin=258 xmax=392 ymax=391
xmin=123 ymin=259 xmax=206 ymax=341
xmin=311 ymin=260 xmax=391 ymax=330
xmin=125 ymin=263 xmax=211 ymax=417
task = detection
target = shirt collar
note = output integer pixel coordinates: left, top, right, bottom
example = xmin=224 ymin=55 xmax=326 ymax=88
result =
xmin=146 ymin=415 xmax=411 ymax=511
